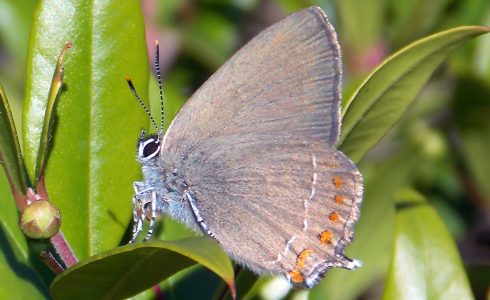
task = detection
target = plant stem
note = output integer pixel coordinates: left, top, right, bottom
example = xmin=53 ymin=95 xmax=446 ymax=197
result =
xmin=51 ymin=232 xmax=78 ymax=268
xmin=39 ymin=251 xmax=64 ymax=274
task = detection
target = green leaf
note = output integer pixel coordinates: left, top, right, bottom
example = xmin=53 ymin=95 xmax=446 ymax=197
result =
xmin=50 ymin=237 xmax=235 ymax=300
xmin=22 ymin=0 xmax=149 ymax=259
xmin=338 ymin=26 xmax=490 ymax=163
xmin=382 ymin=188 xmax=473 ymax=300
xmin=0 ymin=83 xmax=27 ymax=199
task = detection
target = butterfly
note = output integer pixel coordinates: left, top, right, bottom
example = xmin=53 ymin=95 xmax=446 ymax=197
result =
xmin=127 ymin=6 xmax=363 ymax=288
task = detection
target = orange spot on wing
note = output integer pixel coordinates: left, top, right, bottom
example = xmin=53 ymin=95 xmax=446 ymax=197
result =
xmin=288 ymin=269 xmax=304 ymax=283
xmin=335 ymin=194 xmax=343 ymax=204
xmin=329 ymin=211 xmax=340 ymax=223
xmin=333 ymin=176 xmax=342 ymax=188
xmin=319 ymin=230 xmax=333 ymax=245
xmin=296 ymin=249 xmax=312 ymax=269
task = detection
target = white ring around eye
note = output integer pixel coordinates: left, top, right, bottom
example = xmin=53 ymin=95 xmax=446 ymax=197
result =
xmin=138 ymin=138 xmax=160 ymax=160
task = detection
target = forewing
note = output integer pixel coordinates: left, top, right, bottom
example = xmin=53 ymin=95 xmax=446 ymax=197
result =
xmin=162 ymin=6 xmax=342 ymax=156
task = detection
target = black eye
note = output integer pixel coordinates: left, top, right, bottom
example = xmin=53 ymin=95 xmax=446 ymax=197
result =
xmin=140 ymin=138 xmax=160 ymax=159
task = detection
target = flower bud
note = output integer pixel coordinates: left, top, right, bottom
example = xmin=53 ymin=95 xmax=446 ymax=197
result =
xmin=19 ymin=200 xmax=61 ymax=239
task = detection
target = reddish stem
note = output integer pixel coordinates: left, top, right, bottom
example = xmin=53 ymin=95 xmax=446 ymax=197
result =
xmin=216 ymin=265 xmax=239 ymax=300
xmin=152 ymin=285 xmax=164 ymax=300
xmin=39 ymin=251 xmax=64 ymax=274
xmin=5 ymin=173 xmax=28 ymax=210
xmin=35 ymin=172 xmax=49 ymax=201
xmin=51 ymin=232 xmax=78 ymax=267
xmin=24 ymin=188 xmax=42 ymax=205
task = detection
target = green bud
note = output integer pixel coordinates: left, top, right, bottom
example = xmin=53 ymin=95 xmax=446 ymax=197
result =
xmin=19 ymin=200 xmax=61 ymax=239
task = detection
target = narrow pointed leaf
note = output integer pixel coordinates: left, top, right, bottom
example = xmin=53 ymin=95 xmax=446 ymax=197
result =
xmin=35 ymin=42 xmax=71 ymax=184
xmin=22 ymin=0 xmax=149 ymax=259
xmin=0 ymin=83 xmax=27 ymax=201
xmin=338 ymin=26 xmax=490 ymax=162
xmin=50 ymin=237 xmax=235 ymax=300
xmin=382 ymin=188 xmax=473 ymax=300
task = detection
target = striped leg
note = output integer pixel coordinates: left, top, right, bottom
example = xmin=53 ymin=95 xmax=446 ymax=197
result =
xmin=130 ymin=195 xmax=144 ymax=243
xmin=185 ymin=191 xmax=216 ymax=239
xmin=143 ymin=191 xmax=157 ymax=241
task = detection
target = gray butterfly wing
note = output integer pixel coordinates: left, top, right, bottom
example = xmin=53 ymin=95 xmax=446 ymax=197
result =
xmin=160 ymin=7 xmax=362 ymax=287
xmin=161 ymin=7 xmax=342 ymax=153
xmin=174 ymin=141 xmax=362 ymax=288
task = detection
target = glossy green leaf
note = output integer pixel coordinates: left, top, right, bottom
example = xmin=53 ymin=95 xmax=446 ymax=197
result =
xmin=0 ymin=83 xmax=27 ymax=198
xmin=22 ymin=0 xmax=149 ymax=259
xmin=338 ymin=26 xmax=490 ymax=163
xmin=382 ymin=188 xmax=473 ymax=300
xmin=50 ymin=237 xmax=235 ymax=300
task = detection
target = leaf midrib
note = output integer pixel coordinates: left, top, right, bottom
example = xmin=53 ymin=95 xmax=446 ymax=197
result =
xmin=87 ymin=0 xmax=94 ymax=257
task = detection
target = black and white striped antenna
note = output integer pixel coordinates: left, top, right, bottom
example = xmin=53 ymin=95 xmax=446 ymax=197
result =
xmin=126 ymin=40 xmax=165 ymax=138
xmin=154 ymin=40 xmax=165 ymax=137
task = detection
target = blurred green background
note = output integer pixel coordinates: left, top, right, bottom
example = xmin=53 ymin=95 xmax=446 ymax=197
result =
xmin=1 ymin=0 xmax=490 ymax=299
